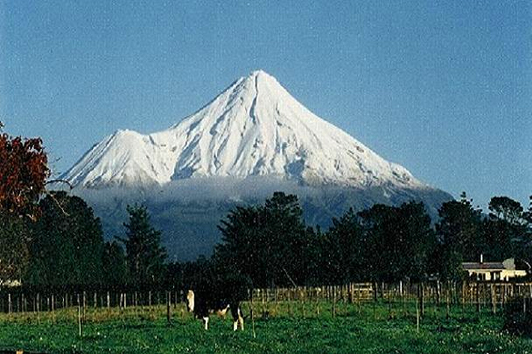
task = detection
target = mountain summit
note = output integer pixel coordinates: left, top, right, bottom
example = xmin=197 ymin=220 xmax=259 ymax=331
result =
xmin=63 ymin=70 xmax=426 ymax=190
xmin=62 ymin=70 xmax=452 ymax=260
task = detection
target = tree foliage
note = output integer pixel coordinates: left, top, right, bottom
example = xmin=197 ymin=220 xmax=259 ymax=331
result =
xmin=483 ymin=196 xmax=530 ymax=264
xmin=216 ymin=192 xmax=309 ymax=288
xmin=435 ymin=193 xmax=483 ymax=280
xmin=102 ymin=241 xmax=127 ymax=287
xmin=358 ymin=202 xmax=434 ymax=282
xmin=0 ymin=124 xmax=49 ymax=285
xmin=25 ymin=192 xmax=105 ymax=286
xmin=489 ymin=196 xmax=526 ymax=226
xmin=0 ymin=133 xmax=49 ymax=217
xmin=0 ymin=213 xmax=29 ymax=285
xmin=121 ymin=204 xmax=167 ymax=286
xmin=320 ymin=208 xmax=363 ymax=284
xmin=216 ymin=194 xmax=435 ymax=287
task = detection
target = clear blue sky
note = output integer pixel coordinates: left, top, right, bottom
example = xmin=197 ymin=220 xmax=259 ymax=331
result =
xmin=1 ymin=1 xmax=530 ymax=210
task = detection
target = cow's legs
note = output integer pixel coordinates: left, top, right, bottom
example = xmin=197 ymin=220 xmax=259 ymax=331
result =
xmin=230 ymin=303 xmax=244 ymax=331
xmin=203 ymin=317 xmax=209 ymax=330
xmin=233 ymin=307 xmax=244 ymax=331
xmin=238 ymin=307 xmax=244 ymax=331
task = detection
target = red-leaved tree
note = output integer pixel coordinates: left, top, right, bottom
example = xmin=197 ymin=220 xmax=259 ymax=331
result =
xmin=0 ymin=133 xmax=49 ymax=218
xmin=0 ymin=123 xmax=49 ymax=285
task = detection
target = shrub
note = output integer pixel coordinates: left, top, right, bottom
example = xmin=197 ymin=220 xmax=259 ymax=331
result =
xmin=503 ymin=296 xmax=532 ymax=337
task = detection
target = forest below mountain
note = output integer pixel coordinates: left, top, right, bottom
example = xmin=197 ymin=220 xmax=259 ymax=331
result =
xmin=1 ymin=122 xmax=531 ymax=292
xmin=2 ymin=189 xmax=531 ymax=292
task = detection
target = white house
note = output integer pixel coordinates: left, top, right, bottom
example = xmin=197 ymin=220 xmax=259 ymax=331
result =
xmin=462 ymin=255 xmax=527 ymax=281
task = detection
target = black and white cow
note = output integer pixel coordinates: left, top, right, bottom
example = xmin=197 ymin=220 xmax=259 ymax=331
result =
xmin=186 ymin=289 xmax=244 ymax=331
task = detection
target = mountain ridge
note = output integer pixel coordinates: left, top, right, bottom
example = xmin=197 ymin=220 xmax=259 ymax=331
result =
xmin=60 ymin=70 xmax=453 ymax=260
xmin=62 ymin=70 xmax=428 ymax=191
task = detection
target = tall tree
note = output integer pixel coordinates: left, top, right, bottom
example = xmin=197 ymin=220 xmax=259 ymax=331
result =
xmin=0 ymin=125 xmax=49 ymax=284
xmin=0 ymin=213 xmax=29 ymax=285
xmin=395 ymin=202 xmax=435 ymax=280
xmin=216 ymin=192 xmax=309 ymax=287
xmin=324 ymin=208 xmax=364 ymax=284
xmin=102 ymin=241 xmax=127 ymax=287
xmin=358 ymin=202 xmax=434 ymax=282
xmin=488 ymin=196 xmax=526 ymax=225
xmin=25 ymin=192 xmax=105 ymax=286
xmin=261 ymin=192 xmax=309 ymax=286
xmin=435 ymin=193 xmax=482 ymax=280
xmin=302 ymin=226 xmax=323 ymax=286
xmin=121 ymin=204 xmax=167 ymax=286
xmin=0 ymin=131 xmax=49 ymax=218
xmin=215 ymin=205 xmax=264 ymax=285
xmin=483 ymin=196 xmax=529 ymax=261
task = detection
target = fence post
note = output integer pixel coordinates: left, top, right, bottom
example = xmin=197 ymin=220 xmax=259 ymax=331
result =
xmin=261 ymin=289 xmax=265 ymax=317
xmin=332 ymin=286 xmax=336 ymax=318
xmin=83 ymin=291 xmax=87 ymax=318
xmin=416 ymin=304 xmax=420 ymax=334
xmin=461 ymin=282 xmax=465 ymax=312
xmin=436 ymin=280 xmax=441 ymax=306
xmin=78 ymin=303 xmax=82 ymax=337
xmin=302 ymin=287 xmax=307 ymax=318
xmin=166 ymin=291 xmax=171 ymax=325
xmin=419 ymin=282 xmax=425 ymax=317
xmin=502 ymin=285 xmax=506 ymax=307
xmin=250 ymin=288 xmax=256 ymax=339
xmin=76 ymin=293 xmax=82 ymax=336
xmin=476 ymin=282 xmax=480 ymax=312
xmin=287 ymin=289 xmax=292 ymax=316
xmin=316 ymin=287 xmax=320 ymax=316
xmin=446 ymin=281 xmax=450 ymax=319
xmin=491 ymin=284 xmax=496 ymax=314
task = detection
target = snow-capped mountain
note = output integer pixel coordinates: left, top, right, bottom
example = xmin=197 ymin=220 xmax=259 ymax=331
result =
xmin=63 ymin=70 xmax=426 ymax=190
xmin=61 ymin=70 xmax=453 ymax=260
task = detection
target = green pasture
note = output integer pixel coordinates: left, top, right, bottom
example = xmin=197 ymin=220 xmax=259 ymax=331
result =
xmin=0 ymin=300 xmax=530 ymax=353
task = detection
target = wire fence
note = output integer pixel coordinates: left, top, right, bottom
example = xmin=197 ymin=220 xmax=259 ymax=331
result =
xmin=0 ymin=281 xmax=531 ymax=316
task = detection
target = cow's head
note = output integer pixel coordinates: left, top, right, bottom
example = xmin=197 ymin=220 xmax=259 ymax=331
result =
xmin=186 ymin=290 xmax=195 ymax=312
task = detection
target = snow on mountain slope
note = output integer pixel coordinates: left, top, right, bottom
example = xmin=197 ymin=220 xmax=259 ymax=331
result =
xmin=63 ymin=70 xmax=426 ymax=189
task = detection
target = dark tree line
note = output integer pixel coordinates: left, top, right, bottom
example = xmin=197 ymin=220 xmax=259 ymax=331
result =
xmin=2 ymin=190 xmax=530 ymax=291
xmin=213 ymin=193 xmax=436 ymax=287
xmin=212 ymin=192 xmax=532 ymax=288
xmin=18 ymin=193 xmax=166 ymax=289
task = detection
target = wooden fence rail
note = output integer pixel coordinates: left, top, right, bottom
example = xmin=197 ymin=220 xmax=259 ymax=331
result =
xmin=0 ymin=281 xmax=531 ymax=315
xmin=251 ymin=282 xmax=532 ymax=306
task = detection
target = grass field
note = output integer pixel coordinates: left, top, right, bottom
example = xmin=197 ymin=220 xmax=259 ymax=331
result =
xmin=0 ymin=300 xmax=530 ymax=353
